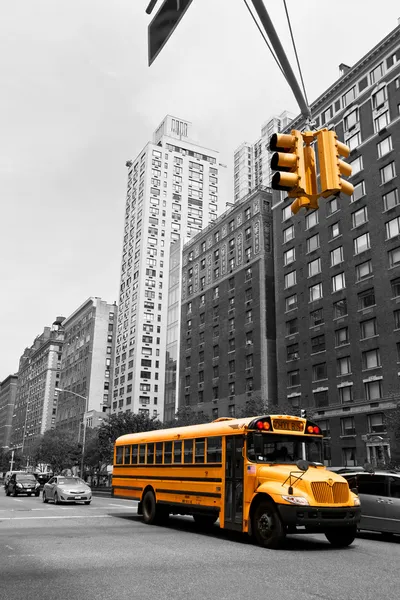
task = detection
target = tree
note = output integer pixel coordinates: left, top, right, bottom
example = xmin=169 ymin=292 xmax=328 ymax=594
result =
xmin=32 ymin=429 xmax=81 ymax=474
xmin=0 ymin=448 xmax=23 ymax=473
xmin=97 ymin=412 xmax=162 ymax=465
xmin=164 ymin=406 xmax=209 ymax=428
xmin=236 ymin=393 xmax=300 ymax=419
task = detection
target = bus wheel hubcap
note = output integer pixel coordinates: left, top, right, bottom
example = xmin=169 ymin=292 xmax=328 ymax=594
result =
xmin=259 ymin=513 xmax=273 ymax=537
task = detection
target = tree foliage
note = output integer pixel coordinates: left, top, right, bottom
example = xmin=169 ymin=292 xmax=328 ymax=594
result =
xmin=0 ymin=448 xmax=24 ymax=472
xmin=164 ymin=406 xmax=209 ymax=429
xmin=32 ymin=429 xmax=81 ymax=474
xmin=235 ymin=394 xmax=302 ymax=419
xmin=97 ymin=412 xmax=163 ymax=464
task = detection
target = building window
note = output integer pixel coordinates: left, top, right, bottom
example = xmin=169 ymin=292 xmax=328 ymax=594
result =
xmin=305 ymin=211 xmax=318 ymax=230
xmin=332 ymin=272 xmax=346 ymax=292
xmin=308 ymin=258 xmax=321 ymax=277
xmin=365 ymin=380 xmax=382 ymax=400
xmin=213 ymin=345 xmax=219 ymax=358
xmin=351 ymin=181 xmax=365 ymax=203
xmin=368 ymin=413 xmax=385 ymax=434
xmin=352 ymin=206 xmax=368 ymax=228
xmin=310 ymin=308 xmax=324 ymax=327
xmin=283 ymin=225 xmax=295 ymax=243
xmin=356 ymin=260 xmax=372 ymax=282
xmin=391 ymin=277 xmax=400 ymax=297
xmin=287 ymin=370 xmax=300 ymax=387
xmin=314 ymin=390 xmax=328 ymax=407
xmin=330 ymin=246 xmax=343 ymax=266
xmin=339 ymin=386 xmax=353 ymax=404
xmin=342 ymin=448 xmax=356 ymax=467
xmin=282 ymin=205 xmax=292 ymax=221
xmin=333 ymin=298 xmax=347 ymax=318
xmin=287 ymin=343 xmax=299 ymax=361
xmin=311 ymin=334 xmax=325 ymax=353
xmin=377 ymin=136 xmax=392 ymax=158
xmin=374 ymin=111 xmax=389 ymax=133
xmin=213 ymin=286 xmax=219 ymax=299
xmin=383 ymin=189 xmax=399 ymax=211
xmin=228 ymin=360 xmax=235 ymax=374
xmin=307 ymin=234 xmax=320 ymax=253
xmin=370 ymin=62 xmax=384 ymax=84
xmin=327 ymin=197 xmax=339 ymax=215
xmin=337 ymin=356 xmax=351 ymax=376
xmin=360 ymin=318 xmax=377 ymax=339
xmin=312 ymin=363 xmax=327 ymax=381
xmin=309 ymin=283 xmax=323 ymax=302
xmin=245 ymin=309 xmax=252 ymax=324
xmin=284 ymin=270 xmax=296 ymax=289
xmin=347 ymin=131 xmax=361 ymax=151
xmin=354 ymin=232 xmax=370 ymax=254
xmin=386 ymin=216 xmax=400 ymax=239
xmin=344 ymin=108 xmax=358 ymax=130
xmin=335 ymin=327 xmax=349 ymax=346
xmin=286 ymin=318 xmax=298 ymax=335
xmin=362 ymin=348 xmax=381 ymax=369
xmin=380 ymin=162 xmax=396 ymax=184
xmin=329 ymin=222 xmax=340 ymax=240
xmin=318 ymin=419 xmax=330 ymax=437
xmin=394 ymin=309 xmax=400 ymax=329
xmin=285 ymin=294 xmax=297 ymax=311
xmin=358 ymin=288 xmax=375 ymax=309
xmin=341 ymin=417 xmax=355 ymax=436
xmin=349 ymin=155 xmax=363 ymax=175
xmin=283 ymin=248 xmax=295 ymax=266
xmin=342 ymin=86 xmax=356 ymax=107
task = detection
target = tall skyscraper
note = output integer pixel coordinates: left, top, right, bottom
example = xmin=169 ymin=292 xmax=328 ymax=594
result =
xmin=273 ymin=21 xmax=400 ymax=466
xmin=233 ymin=111 xmax=295 ymax=203
xmin=56 ymin=297 xmax=117 ymax=441
xmin=114 ymin=115 xmax=228 ymax=421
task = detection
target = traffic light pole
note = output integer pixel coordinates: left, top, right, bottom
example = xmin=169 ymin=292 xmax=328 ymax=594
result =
xmin=249 ymin=0 xmax=312 ymax=124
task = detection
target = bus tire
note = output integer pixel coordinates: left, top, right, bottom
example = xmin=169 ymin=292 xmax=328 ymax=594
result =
xmin=193 ymin=514 xmax=218 ymax=528
xmin=252 ymin=499 xmax=285 ymax=549
xmin=324 ymin=526 xmax=357 ymax=547
xmin=142 ymin=490 xmax=157 ymax=524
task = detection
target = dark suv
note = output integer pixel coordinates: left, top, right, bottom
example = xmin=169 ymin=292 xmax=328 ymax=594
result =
xmin=5 ymin=472 xmax=41 ymax=497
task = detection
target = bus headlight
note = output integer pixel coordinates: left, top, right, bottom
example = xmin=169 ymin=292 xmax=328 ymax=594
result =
xmin=281 ymin=495 xmax=309 ymax=506
xmin=353 ymin=497 xmax=361 ymax=506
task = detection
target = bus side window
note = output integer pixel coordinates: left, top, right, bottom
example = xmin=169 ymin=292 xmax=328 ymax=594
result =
xmin=155 ymin=442 xmax=163 ymax=464
xmin=124 ymin=445 xmax=131 ymax=465
xmin=195 ymin=438 xmax=205 ymax=463
xmin=164 ymin=441 xmax=172 ymax=464
xmin=184 ymin=439 xmax=193 ymax=464
xmin=147 ymin=443 xmax=155 ymax=465
xmin=174 ymin=440 xmax=182 ymax=464
xmin=132 ymin=445 xmax=138 ymax=464
xmin=207 ymin=436 xmax=222 ymax=463
xmin=139 ymin=444 xmax=146 ymax=464
xmin=116 ymin=446 xmax=123 ymax=465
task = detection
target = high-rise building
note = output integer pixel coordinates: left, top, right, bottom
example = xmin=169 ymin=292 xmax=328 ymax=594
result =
xmin=11 ymin=317 xmax=65 ymax=461
xmin=178 ymin=187 xmax=276 ymax=419
xmin=114 ymin=115 xmax=228 ymax=421
xmin=233 ymin=111 xmax=294 ymax=203
xmin=273 ymin=21 xmax=400 ymax=466
xmin=56 ymin=297 xmax=117 ymax=441
xmin=0 ymin=374 xmax=18 ymax=449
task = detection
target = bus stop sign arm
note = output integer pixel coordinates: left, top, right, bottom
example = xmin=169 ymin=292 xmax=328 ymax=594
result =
xmin=249 ymin=0 xmax=312 ymax=124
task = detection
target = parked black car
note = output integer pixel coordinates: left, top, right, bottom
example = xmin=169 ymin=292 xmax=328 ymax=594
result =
xmin=5 ymin=472 xmax=41 ymax=497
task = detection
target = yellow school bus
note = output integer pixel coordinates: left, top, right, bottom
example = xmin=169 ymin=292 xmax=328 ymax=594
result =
xmin=112 ymin=414 xmax=361 ymax=548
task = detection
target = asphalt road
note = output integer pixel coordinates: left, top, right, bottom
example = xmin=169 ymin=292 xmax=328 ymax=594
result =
xmin=0 ymin=492 xmax=398 ymax=600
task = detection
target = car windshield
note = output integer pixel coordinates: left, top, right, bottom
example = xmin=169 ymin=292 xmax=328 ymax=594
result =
xmin=58 ymin=478 xmax=85 ymax=486
xmin=16 ymin=474 xmax=37 ymax=481
xmin=247 ymin=432 xmax=323 ymax=464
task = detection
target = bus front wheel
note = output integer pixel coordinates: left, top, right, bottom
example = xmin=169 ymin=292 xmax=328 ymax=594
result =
xmin=142 ymin=490 xmax=157 ymax=524
xmin=252 ymin=500 xmax=285 ymax=549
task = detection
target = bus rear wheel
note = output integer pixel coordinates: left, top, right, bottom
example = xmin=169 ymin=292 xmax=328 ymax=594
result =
xmin=142 ymin=490 xmax=158 ymax=524
xmin=324 ymin=527 xmax=357 ymax=547
xmin=252 ymin=500 xmax=285 ymax=549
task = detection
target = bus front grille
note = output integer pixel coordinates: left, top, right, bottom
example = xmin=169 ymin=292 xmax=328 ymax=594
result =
xmin=311 ymin=482 xmax=349 ymax=504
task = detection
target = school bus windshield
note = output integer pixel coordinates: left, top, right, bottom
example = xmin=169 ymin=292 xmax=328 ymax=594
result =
xmin=247 ymin=432 xmax=323 ymax=464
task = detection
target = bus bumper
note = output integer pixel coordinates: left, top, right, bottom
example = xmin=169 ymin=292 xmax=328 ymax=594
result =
xmin=277 ymin=505 xmax=361 ymax=530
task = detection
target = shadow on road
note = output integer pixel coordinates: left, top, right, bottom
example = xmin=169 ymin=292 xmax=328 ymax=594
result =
xmin=109 ymin=512 xmax=350 ymax=551
xmin=356 ymin=531 xmax=400 ymax=544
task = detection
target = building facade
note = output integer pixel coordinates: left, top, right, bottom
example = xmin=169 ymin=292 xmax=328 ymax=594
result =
xmin=179 ymin=187 xmax=277 ymax=419
xmin=56 ymin=297 xmax=117 ymax=441
xmin=233 ymin=111 xmax=294 ymax=203
xmin=0 ymin=374 xmax=18 ymax=449
xmin=11 ymin=318 xmax=64 ymax=461
xmin=114 ymin=115 xmax=228 ymax=421
xmin=274 ymin=22 xmax=400 ymax=466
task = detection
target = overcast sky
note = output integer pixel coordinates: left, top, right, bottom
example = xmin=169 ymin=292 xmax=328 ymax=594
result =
xmin=1 ymin=0 xmax=399 ymax=380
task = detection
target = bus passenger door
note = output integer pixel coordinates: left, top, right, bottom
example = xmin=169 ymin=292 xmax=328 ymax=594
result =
xmin=224 ymin=435 xmax=244 ymax=531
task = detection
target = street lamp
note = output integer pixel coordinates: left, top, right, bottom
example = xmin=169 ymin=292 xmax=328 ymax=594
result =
xmin=55 ymin=387 xmax=88 ymax=478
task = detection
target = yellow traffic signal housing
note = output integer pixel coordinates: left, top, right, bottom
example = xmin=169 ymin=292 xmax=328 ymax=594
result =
xmin=317 ymin=129 xmax=354 ymax=198
xmin=270 ymin=131 xmax=307 ymax=197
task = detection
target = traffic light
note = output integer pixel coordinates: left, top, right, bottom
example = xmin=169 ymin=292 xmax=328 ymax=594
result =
xmin=316 ymin=129 xmax=354 ymax=198
xmin=270 ymin=130 xmax=318 ymax=214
